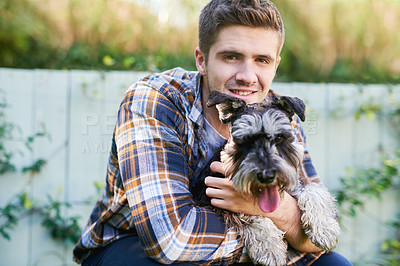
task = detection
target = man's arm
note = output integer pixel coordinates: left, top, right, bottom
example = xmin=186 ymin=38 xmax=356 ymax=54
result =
xmin=265 ymin=190 xmax=322 ymax=253
xmin=205 ymin=162 xmax=321 ymax=253
xmin=115 ymin=79 xmax=244 ymax=264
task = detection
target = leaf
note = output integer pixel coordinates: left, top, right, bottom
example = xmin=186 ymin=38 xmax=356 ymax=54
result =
xmin=384 ymin=160 xmax=396 ymax=167
xmin=102 ymin=55 xmax=115 ymax=66
xmin=22 ymin=159 xmax=46 ymax=174
xmin=23 ymin=199 xmax=33 ymax=210
xmin=381 ymin=240 xmax=390 ymax=251
xmin=366 ymin=110 xmax=376 ymax=120
xmin=0 ymin=230 xmax=11 ymax=241
xmin=123 ymin=56 xmax=135 ymax=68
xmin=19 ymin=192 xmax=28 ymax=205
xmin=354 ymin=111 xmax=361 ymax=120
xmin=94 ymin=181 xmax=104 ymax=190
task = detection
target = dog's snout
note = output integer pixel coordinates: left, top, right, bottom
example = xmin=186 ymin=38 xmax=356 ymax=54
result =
xmin=257 ymin=170 xmax=276 ymax=184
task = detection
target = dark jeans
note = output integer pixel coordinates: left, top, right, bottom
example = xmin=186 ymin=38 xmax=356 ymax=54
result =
xmin=82 ymin=236 xmax=352 ymax=265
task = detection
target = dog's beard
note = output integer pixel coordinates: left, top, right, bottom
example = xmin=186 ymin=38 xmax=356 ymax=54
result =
xmin=223 ymin=143 xmax=303 ymax=213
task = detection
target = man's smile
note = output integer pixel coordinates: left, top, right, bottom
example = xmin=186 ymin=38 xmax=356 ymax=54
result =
xmin=229 ymin=89 xmax=255 ymax=96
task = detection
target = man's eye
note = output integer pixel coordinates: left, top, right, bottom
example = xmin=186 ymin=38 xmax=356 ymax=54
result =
xmin=225 ymin=55 xmax=237 ymax=61
xmin=257 ymin=58 xmax=270 ymax=64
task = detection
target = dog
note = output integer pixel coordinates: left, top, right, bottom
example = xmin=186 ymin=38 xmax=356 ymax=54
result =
xmin=191 ymin=90 xmax=340 ymax=265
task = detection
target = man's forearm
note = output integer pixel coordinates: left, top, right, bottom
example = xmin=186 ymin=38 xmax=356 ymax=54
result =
xmin=264 ymin=191 xmax=322 ymax=253
xmin=205 ymin=170 xmax=322 ymax=252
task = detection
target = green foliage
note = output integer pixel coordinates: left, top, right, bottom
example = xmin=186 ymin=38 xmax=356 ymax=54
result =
xmin=0 ymin=192 xmax=32 ymax=240
xmin=40 ymin=196 xmax=82 ymax=246
xmin=381 ymin=214 xmax=400 ymax=265
xmin=55 ymin=42 xmax=196 ymax=72
xmin=22 ymin=159 xmax=46 ymax=174
xmin=0 ymin=0 xmax=60 ymax=68
xmin=353 ymin=88 xmax=400 ymax=137
xmin=0 ymin=202 xmax=19 ymax=240
xmin=0 ymin=92 xmax=49 ymax=175
xmin=1 ymin=0 xmax=399 ymax=82
xmin=0 ymin=90 xmax=86 ymax=245
xmin=335 ymin=152 xmax=400 ymax=217
xmin=274 ymin=0 xmax=400 ymax=83
xmin=0 ymin=94 xmax=17 ymax=174
xmin=0 ymin=192 xmax=82 ymax=245
xmin=354 ymin=102 xmax=382 ymax=121
xmin=334 ymin=88 xmax=400 ymax=264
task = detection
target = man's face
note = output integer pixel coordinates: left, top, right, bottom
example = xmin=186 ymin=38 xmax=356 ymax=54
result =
xmin=196 ymin=25 xmax=281 ymax=105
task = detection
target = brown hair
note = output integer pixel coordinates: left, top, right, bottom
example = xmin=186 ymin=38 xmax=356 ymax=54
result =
xmin=198 ymin=0 xmax=285 ymax=62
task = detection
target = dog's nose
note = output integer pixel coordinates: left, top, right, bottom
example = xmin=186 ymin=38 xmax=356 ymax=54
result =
xmin=257 ymin=170 xmax=276 ymax=184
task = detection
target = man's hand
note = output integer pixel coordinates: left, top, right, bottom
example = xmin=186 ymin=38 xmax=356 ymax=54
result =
xmin=205 ymin=176 xmax=260 ymax=215
xmin=205 ymin=161 xmax=322 ymax=253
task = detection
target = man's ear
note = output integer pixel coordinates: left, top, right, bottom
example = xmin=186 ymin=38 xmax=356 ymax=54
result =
xmin=195 ymin=47 xmax=206 ymax=76
xmin=272 ymin=96 xmax=306 ymax=122
xmin=206 ymin=91 xmax=246 ymax=123
xmin=275 ymin=56 xmax=281 ymax=72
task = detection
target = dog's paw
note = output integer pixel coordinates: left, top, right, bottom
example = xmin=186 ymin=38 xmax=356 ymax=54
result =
xmin=252 ymin=250 xmax=287 ymax=266
xmin=303 ymin=214 xmax=340 ymax=250
xmin=243 ymin=217 xmax=287 ymax=265
xmin=297 ymin=183 xmax=340 ymax=250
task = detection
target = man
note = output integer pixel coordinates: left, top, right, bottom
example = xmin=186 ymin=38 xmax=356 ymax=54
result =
xmin=74 ymin=0 xmax=351 ymax=265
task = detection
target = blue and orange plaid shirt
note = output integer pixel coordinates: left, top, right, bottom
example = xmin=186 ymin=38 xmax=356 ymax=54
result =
xmin=73 ymin=68 xmax=325 ymax=265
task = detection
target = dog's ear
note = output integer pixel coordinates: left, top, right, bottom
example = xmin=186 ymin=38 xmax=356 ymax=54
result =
xmin=273 ymin=96 xmax=306 ymax=122
xmin=206 ymin=91 xmax=246 ymax=123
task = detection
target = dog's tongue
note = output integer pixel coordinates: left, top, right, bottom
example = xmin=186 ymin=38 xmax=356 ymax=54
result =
xmin=258 ymin=186 xmax=280 ymax=213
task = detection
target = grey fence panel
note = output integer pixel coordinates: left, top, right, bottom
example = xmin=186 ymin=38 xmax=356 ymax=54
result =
xmin=276 ymin=83 xmax=400 ymax=263
xmin=0 ymin=69 xmax=35 ymax=265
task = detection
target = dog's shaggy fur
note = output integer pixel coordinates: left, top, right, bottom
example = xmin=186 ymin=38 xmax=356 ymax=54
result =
xmin=191 ymin=91 xmax=340 ymax=265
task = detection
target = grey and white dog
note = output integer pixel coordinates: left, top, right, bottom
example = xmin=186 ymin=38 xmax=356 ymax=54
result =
xmin=192 ymin=90 xmax=340 ymax=265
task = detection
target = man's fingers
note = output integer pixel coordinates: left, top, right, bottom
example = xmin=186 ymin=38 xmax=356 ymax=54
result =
xmin=205 ymin=176 xmax=232 ymax=188
xmin=205 ymin=179 xmax=236 ymax=198
xmin=205 ymin=187 xmax=221 ymax=198
xmin=209 ymin=198 xmax=228 ymax=209
xmin=210 ymin=161 xmax=224 ymax=175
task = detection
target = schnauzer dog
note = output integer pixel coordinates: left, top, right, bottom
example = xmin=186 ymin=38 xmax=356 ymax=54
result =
xmin=192 ymin=90 xmax=340 ymax=265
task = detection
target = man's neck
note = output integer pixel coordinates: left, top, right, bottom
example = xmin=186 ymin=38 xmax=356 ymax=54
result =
xmin=201 ymin=83 xmax=230 ymax=139
xmin=204 ymin=104 xmax=230 ymax=139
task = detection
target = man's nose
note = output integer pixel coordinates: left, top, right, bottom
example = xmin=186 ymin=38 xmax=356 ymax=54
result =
xmin=235 ymin=61 xmax=257 ymax=86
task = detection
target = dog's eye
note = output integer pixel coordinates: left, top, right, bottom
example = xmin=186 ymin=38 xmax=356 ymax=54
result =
xmin=274 ymin=136 xmax=283 ymax=144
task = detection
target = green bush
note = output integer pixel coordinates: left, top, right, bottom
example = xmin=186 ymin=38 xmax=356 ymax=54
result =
xmin=0 ymin=0 xmax=60 ymax=68
xmin=0 ymin=0 xmax=399 ymax=83
xmin=334 ymin=88 xmax=400 ymax=265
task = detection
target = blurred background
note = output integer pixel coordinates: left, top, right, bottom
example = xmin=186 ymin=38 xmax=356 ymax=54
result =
xmin=1 ymin=0 xmax=400 ymax=82
xmin=0 ymin=0 xmax=399 ymax=265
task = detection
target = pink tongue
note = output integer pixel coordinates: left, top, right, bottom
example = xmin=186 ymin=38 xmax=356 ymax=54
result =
xmin=258 ymin=186 xmax=280 ymax=213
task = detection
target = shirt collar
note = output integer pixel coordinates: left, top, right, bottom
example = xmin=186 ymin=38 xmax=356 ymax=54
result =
xmin=186 ymin=72 xmax=205 ymax=128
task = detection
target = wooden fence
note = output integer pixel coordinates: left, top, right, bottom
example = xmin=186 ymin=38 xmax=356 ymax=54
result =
xmin=0 ymin=68 xmax=399 ymax=265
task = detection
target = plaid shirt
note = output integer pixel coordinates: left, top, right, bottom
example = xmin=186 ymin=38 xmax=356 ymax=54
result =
xmin=73 ymin=68 xmax=325 ymax=265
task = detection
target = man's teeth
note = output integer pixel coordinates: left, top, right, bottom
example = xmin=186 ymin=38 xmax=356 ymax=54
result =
xmin=231 ymin=90 xmax=253 ymax=96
